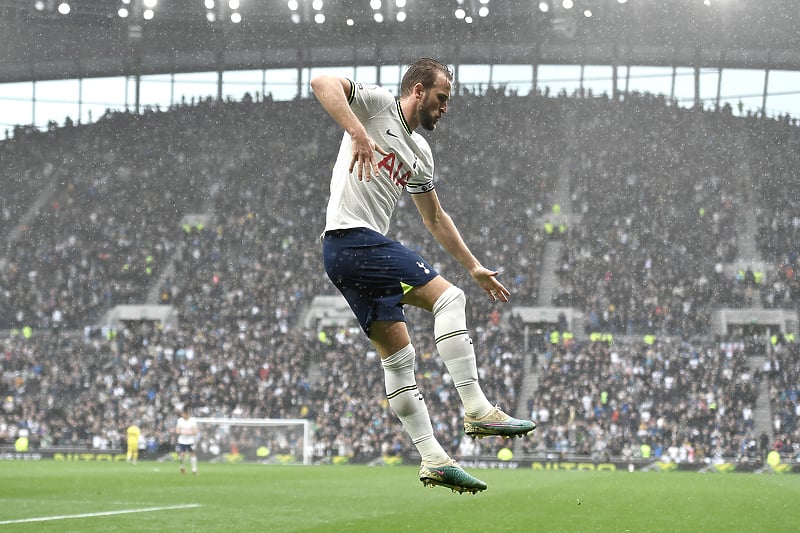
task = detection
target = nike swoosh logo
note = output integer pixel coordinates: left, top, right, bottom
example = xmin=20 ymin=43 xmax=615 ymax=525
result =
xmin=386 ymin=129 xmax=399 ymax=138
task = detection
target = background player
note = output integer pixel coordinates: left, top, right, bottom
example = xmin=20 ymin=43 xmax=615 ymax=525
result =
xmin=175 ymin=409 xmax=199 ymax=475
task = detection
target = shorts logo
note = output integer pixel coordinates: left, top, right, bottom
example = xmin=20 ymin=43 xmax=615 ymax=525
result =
xmin=416 ymin=261 xmax=430 ymax=274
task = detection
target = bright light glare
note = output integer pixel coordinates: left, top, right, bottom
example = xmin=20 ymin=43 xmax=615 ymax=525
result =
xmin=117 ymin=7 xmax=128 ymax=17
xmin=479 ymin=0 xmax=489 ymax=4
xmin=229 ymin=0 xmax=239 ymax=10
xmin=288 ymin=0 xmax=298 ymax=11
xmin=617 ymin=0 xmax=627 ymax=3
xmin=346 ymin=18 xmax=354 ymax=26
xmin=455 ymin=8 xmax=465 ymax=19
xmin=143 ymin=0 xmax=157 ymax=9
xmin=205 ymin=0 xmax=214 ymax=9
xmin=231 ymin=12 xmax=241 ymax=23
xmin=538 ymin=2 xmax=549 ymax=13
xmin=562 ymin=0 xmax=573 ymax=9
xmin=206 ymin=11 xmax=216 ymax=21
xmin=143 ymin=8 xmax=154 ymax=19
xmin=312 ymin=0 xmax=323 ymax=10
xmin=314 ymin=13 xmax=325 ymax=23
xmin=396 ymin=11 xmax=406 ymax=22
xmin=373 ymin=12 xmax=384 ymax=22
xmin=34 ymin=0 xmax=45 ymax=11
xmin=395 ymin=0 xmax=406 ymax=7
xmin=584 ymin=9 xmax=592 ymax=17
xmin=57 ymin=2 xmax=70 ymax=14
xmin=370 ymin=0 xmax=381 ymax=10
xmin=465 ymin=16 xmax=473 ymax=23
xmin=290 ymin=12 xmax=300 ymax=23
xmin=479 ymin=6 xmax=488 ymax=17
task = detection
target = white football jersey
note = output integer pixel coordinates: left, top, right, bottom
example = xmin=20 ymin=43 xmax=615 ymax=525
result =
xmin=324 ymin=80 xmax=435 ymax=236
xmin=176 ymin=416 xmax=198 ymax=445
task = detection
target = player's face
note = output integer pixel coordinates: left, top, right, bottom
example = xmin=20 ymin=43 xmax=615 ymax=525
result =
xmin=418 ymin=73 xmax=451 ymax=131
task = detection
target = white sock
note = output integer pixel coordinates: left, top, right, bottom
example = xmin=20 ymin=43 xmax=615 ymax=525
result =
xmin=433 ymin=286 xmax=493 ymax=419
xmin=382 ymin=344 xmax=449 ymax=465
xmin=191 ymin=456 xmax=197 ymax=473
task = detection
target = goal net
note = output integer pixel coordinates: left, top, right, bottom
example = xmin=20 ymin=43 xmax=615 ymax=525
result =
xmin=194 ymin=417 xmax=313 ymax=465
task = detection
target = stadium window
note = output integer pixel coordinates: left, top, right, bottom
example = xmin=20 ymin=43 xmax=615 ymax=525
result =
xmin=537 ymin=64 xmax=582 ymax=97
xmin=457 ymin=64 xmax=491 ymax=94
xmin=378 ymin=64 xmax=402 ymax=95
xmin=762 ymin=70 xmax=799 ymax=119
xmin=0 ymin=82 xmax=34 ymax=131
xmin=34 ymin=79 xmax=80 ymax=129
xmin=263 ymin=68 xmax=300 ymax=101
xmin=222 ymin=70 xmax=264 ymax=101
xmin=489 ymin=64 xmax=533 ymax=96
xmin=79 ymin=77 xmax=128 ymax=124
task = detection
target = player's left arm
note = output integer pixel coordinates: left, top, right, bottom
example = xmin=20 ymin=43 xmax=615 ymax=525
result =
xmin=411 ymin=190 xmax=510 ymax=302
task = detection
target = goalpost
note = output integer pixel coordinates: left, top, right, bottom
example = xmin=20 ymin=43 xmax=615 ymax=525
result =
xmin=195 ymin=418 xmax=313 ymax=465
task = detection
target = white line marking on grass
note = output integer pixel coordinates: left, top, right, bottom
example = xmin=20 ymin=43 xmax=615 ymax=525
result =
xmin=0 ymin=504 xmax=201 ymax=525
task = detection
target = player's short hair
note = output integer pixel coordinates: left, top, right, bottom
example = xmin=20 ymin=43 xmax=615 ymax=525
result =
xmin=400 ymin=58 xmax=453 ymax=96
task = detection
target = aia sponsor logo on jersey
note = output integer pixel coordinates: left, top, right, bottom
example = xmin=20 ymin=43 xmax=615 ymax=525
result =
xmin=377 ymin=151 xmax=412 ymax=187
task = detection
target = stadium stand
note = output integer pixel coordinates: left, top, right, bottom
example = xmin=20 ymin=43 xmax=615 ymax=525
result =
xmin=1 ymin=87 xmax=798 ymax=468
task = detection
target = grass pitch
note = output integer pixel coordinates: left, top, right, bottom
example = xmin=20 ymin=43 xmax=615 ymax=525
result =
xmin=0 ymin=461 xmax=798 ymax=532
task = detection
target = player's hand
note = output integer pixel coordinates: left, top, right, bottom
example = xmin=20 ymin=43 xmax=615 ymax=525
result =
xmin=471 ymin=267 xmax=510 ymax=302
xmin=349 ymin=132 xmax=388 ymax=182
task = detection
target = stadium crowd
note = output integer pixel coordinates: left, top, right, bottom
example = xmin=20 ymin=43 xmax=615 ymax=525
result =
xmin=1 ymin=85 xmax=798 ymax=465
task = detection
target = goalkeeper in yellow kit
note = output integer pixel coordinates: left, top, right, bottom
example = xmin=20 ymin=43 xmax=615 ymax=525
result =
xmin=126 ymin=423 xmax=141 ymax=464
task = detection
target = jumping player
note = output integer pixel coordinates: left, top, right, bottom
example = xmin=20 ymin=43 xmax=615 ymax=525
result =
xmin=311 ymin=58 xmax=535 ymax=494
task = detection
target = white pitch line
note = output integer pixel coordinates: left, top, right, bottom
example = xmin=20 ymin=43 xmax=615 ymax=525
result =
xmin=0 ymin=504 xmax=201 ymax=525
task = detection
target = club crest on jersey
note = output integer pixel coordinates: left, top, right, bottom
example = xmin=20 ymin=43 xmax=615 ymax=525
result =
xmin=377 ymin=152 xmax=411 ymax=187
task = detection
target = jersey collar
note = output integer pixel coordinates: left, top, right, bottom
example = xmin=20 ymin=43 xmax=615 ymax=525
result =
xmin=395 ymin=99 xmax=412 ymax=135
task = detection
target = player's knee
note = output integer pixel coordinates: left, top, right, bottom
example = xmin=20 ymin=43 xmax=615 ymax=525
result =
xmin=432 ymin=285 xmax=465 ymax=316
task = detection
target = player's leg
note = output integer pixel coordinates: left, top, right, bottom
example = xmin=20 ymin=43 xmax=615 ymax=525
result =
xmin=403 ymin=276 xmax=536 ymax=439
xmin=369 ymin=320 xmax=486 ymax=494
xmin=178 ymin=448 xmax=186 ymax=474
xmin=190 ymin=450 xmax=197 ymax=474
xmin=127 ymin=440 xmax=134 ymax=463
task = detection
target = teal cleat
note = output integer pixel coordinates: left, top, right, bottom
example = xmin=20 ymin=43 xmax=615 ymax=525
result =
xmin=464 ymin=405 xmax=537 ymax=439
xmin=419 ymin=460 xmax=487 ymax=495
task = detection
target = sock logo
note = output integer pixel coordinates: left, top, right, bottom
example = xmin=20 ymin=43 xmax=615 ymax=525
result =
xmin=414 ymin=392 xmax=425 ymax=402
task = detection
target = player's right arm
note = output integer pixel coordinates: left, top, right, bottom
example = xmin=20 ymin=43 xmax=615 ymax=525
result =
xmin=310 ymin=75 xmax=386 ymax=181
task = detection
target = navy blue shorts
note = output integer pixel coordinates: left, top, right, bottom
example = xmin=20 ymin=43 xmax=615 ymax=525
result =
xmin=322 ymin=227 xmax=439 ymax=335
xmin=176 ymin=443 xmax=194 ymax=454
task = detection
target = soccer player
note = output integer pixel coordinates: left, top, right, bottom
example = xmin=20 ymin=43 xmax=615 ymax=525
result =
xmin=175 ymin=409 xmax=199 ymax=475
xmin=311 ymin=58 xmax=536 ymax=494
xmin=126 ymin=422 xmax=141 ymax=464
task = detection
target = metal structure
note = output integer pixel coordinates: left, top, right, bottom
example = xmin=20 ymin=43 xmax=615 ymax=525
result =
xmin=1 ymin=1 xmax=798 ymax=107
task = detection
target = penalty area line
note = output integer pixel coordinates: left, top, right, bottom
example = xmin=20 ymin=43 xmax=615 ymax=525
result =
xmin=0 ymin=504 xmax=202 ymax=525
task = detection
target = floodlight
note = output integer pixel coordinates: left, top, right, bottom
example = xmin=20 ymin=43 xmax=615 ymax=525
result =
xmin=143 ymin=0 xmax=157 ymax=9
xmin=538 ymin=1 xmax=549 ymax=13
xmin=205 ymin=0 xmax=214 ymax=9
xmin=143 ymin=8 xmax=154 ymax=19
xmin=118 ymin=7 xmax=129 ymax=17
xmin=229 ymin=0 xmax=239 ymax=10
xmin=288 ymin=0 xmax=298 ymax=11
xmin=373 ymin=12 xmax=383 ymax=22
xmin=562 ymin=0 xmax=573 ymax=9
xmin=314 ymin=13 xmax=325 ymax=23
xmin=396 ymin=11 xmax=406 ymax=21
xmin=395 ymin=0 xmax=406 ymax=7
xmin=231 ymin=12 xmax=241 ymax=23
xmin=455 ymin=7 xmax=465 ymax=19
xmin=57 ymin=2 xmax=70 ymax=14
xmin=479 ymin=6 xmax=488 ymax=17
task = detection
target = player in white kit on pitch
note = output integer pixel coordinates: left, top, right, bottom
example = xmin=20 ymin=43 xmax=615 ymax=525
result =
xmin=312 ymin=58 xmax=535 ymax=494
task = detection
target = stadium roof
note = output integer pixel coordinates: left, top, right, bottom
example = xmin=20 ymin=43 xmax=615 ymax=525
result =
xmin=1 ymin=0 xmax=798 ymax=83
